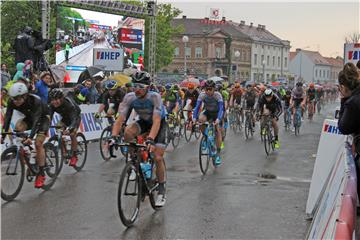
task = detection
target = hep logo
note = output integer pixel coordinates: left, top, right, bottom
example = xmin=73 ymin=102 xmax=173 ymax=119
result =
xmin=323 ymin=124 xmax=342 ymax=135
xmin=96 ymin=51 xmax=121 ymax=60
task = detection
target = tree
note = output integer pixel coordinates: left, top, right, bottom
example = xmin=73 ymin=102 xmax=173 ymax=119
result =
xmin=144 ymin=3 xmax=183 ymax=71
xmin=345 ymin=32 xmax=360 ymax=43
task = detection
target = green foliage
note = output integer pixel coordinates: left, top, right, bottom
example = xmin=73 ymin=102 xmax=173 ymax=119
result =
xmin=57 ymin=6 xmax=88 ymax=34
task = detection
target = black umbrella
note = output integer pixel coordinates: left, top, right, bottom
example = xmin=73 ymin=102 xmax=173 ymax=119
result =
xmin=77 ymin=65 xmax=105 ymax=84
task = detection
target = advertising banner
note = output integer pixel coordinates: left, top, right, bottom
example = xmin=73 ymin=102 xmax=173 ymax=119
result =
xmin=344 ymin=43 xmax=360 ymax=65
xmin=119 ymin=28 xmax=142 ymax=44
xmin=93 ymin=48 xmax=124 ymax=71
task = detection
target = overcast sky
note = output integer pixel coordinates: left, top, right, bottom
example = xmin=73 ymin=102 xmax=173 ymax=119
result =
xmin=159 ymin=0 xmax=359 ymax=57
xmin=72 ymin=1 xmax=359 ymax=57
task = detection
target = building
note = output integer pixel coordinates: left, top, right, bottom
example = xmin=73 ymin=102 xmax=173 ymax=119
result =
xmin=230 ymin=21 xmax=291 ymax=83
xmin=289 ymin=49 xmax=342 ymax=84
xmin=162 ymin=16 xmax=252 ymax=80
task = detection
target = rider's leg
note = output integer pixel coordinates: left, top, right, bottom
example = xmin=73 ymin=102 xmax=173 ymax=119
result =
xmin=198 ymin=113 xmax=207 ymax=133
xmin=124 ymin=123 xmax=141 ymax=156
xmin=35 ymin=134 xmax=46 ymax=169
xmin=272 ymin=118 xmax=279 ymax=141
xmin=216 ymin=124 xmax=222 ymax=152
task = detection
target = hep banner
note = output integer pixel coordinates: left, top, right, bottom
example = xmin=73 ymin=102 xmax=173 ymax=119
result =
xmin=93 ymin=48 xmax=124 ymax=71
xmin=344 ymin=43 xmax=360 ymax=65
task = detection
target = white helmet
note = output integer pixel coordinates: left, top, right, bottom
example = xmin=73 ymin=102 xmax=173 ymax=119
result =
xmin=264 ymin=88 xmax=273 ymax=97
xmin=9 ymin=82 xmax=28 ymax=97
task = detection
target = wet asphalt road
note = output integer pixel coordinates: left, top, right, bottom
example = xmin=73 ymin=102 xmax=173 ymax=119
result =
xmin=1 ymin=104 xmax=338 ymax=239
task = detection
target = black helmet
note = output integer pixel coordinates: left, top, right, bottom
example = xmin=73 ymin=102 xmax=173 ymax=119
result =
xmin=215 ymin=82 xmax=223 ymax=91
xmin=132 ymin=71 xmax=151 ymax=85
xmin=296 ymin=82 xmax=303 ymax=87
xmin=49 ymin=88 xmax=64 ymax=100
xmin=205 ymin=80 xmax=216 ymax=88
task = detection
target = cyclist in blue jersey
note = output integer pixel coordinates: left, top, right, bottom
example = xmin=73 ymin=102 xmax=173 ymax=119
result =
xmin=193 ymin=80 xmax=224 ymax=165
xmin=111 ymin=71 xmax=167 ymax=207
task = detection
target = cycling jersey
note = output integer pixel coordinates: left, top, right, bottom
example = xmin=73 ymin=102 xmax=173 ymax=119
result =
xmin=50 ymin=97 xmax=81 ymax=129
xmin=101 ymin=88 xmax=126 ymax=113
xmin=244 ymin=89 xmax=257 ymax=108
xmin=184 ymin=89 xmax=200 ymax=108
xmin=193 ymin=91 xmax=224 ymax=120
xmin=283 ymin=95 xmax=291 ymax=107
xmin=3 ymin=94 xmax=50 ymax=139
xmin=257 ymin=94 xmax=283 ymax=118
xmin=119 ymin=91 xmax=165 ymax=122
xmin=307 ymin=89 xmax=316 ymax=101
xmin=221 ymin=90 xmax=230 ymax=102
xmin=231 ymin=88 xmax=243 ymax=104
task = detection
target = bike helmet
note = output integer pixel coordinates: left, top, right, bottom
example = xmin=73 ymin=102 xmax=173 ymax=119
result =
xmin=205 ymin=80 xmax=216 ymax=88
xmin=105 ymin=80 xmax=118 ymax=90
xmin=234 ymin=82 xmax=241 ymax=88
xmin=165 ymin=83 xmax=172 ymax=90
xmin=264 ymin=88 xmax=273 ymax=97
xmin=132 ymin=71 xmax=151 ymax=85
xmin=172 ymin=84 xmax=180 ymax=91
xmin=296 ymin=82 xmax=303 ymax=87
xmin=216 ymin=82 xmax=223 ymax=91
xmin=125 ymin=82 xmax=133 ymax=88
xmin=9 ymin=82 xmax=28 ymax=97
xmin=187 ymin=82 xmax=195 ymax=89
xmin=49 ymin=88 xmax=64 ymax=100
xmin=309 ymin=83 xmax=315 ymax=88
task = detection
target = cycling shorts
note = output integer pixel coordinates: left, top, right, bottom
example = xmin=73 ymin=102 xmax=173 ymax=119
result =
xmin=136 ymin=118 xmax=166 ymax=148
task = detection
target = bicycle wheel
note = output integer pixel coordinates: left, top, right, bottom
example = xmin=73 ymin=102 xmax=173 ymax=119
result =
xmin=194 ymin=124 xmax=201 ymax=139
xmin=73 ymin=133 xmax=87 ymax=172
xmin=100 ymin=127 xmax=112 ymax=161
xmin=264 ymin=127 xmax=271 ymax=156
xmin=244 ymin=118 xmax=251 ymax=140
xmin=118 ymin=162 xmax=141 ymax=227
xmin=184 ymin=121 xmax=193 ymax=142
xmin=172 ymin=123 xmax=181 ymax=149
xmin=1 ymin=146 xmax=25 ymax=201
xmin=48 ymin=135 xmax=64 ymax=175
xmin=199 ymin=136 xmax=210 ymax=175
xmin=42 ymin=143 xmax=59 ymax=191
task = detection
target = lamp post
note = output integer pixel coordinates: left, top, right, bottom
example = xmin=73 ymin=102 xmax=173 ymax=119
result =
xmin=262 ymin=60 xmax=266 ymax=83
xmin=182 ymin=35 xmax=189 ymax=78
xmin=234 ymin=50 xmax=240 ymax=82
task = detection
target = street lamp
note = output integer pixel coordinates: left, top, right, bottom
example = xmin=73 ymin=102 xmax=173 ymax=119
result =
xmin=234 ymin=50 xmax=240 ymax=82
xmin=182 ymin=35 xmax=189 ymax=77
xmin=262 ymin=60 xmax=266 ymax=83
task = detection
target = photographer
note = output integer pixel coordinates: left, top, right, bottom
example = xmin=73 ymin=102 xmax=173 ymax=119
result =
xmin=14 ymin=26 xmax=35 ymax=64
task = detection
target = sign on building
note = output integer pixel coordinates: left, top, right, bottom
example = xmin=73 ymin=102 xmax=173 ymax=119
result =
xmin=344 ymin=43 xmax=360 ymax=65
xmin=209 ymin=8 xmax=220 ymax=19
xmin=93 ymin=48 xmax=124 ymax=71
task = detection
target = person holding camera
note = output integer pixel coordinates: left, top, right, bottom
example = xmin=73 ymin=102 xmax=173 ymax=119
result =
xmin=14 ymin=26 xmax=35 ymax=64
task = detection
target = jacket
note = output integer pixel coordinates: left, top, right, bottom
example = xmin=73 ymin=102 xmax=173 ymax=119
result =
xmin=338 ymin=86 xmax=360 ymax=136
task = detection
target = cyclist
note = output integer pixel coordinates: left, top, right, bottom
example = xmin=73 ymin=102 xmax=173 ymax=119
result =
xmin=183 ymin=82 xmax=200 ymax=122
xmin=193 ymin=80 xmax=224 ymax=165
xmin=2 ymin=82 xmax=50 ymax=188
xmin=216 ymin=82 xmax=229 ymax=148
xmin=243 ymin=84 xmax=257 ymax=128
xmin=48 ymin=88 xmax=81 ymax=167
xmin=229 ymin=82 xmax=243 ymax=109
xmin=111 ymin=71 xmax=167 ymax=207
xmin=282 ymin=88 xmax=292 ymax=124
xmin=95 ymin=80 xmax=126 ymax=123
xmin=164 ymin=83 xmax=180 ymax=117
xmin=316 ymin=85 xmax=324 ymax=111
xmin=256 ymin=89 xmax=283 ymax=149
xmin=307 ymin=83 xmax=316 ymax=117
xmin=290 ymin=82 xmax=306 ymax=122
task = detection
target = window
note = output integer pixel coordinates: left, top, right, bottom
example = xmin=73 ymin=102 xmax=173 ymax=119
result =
xmin=215 ymin=47 xmax=221 ymax=58
xmin=278 ymin=57 xmax=280 ymax=67
xmin=185 ymin=47 xmax=191 ymax=58
xmin=174 ymin=47 xmax=179 ymax=57
xmin=315 ymin=69 xmax=318 ymax=77
xmin=262 ymin=45 xmax=264 ymax=49
xmin=327 ymin=70 xmax=330 ymax=78
xmin=195 ymin=47 xmax=202 ymax=58
xmin=254 ymin=73 xmax=257 ymax=81
xmin=267 ymin=55 xmax=270 ymax=66
xmin=247 ymin=51 xmax=250 ymax=62
xmin=272 ymin=56 xmax=275 ymax=66
xmin=284 ymin=57 xmax=288 ymax=68
xmin=254 ymin=54 xmax=258 ymax=65
xmin=266 ymin=73 xmax=270 ymax=80
xmin=261 ymin=55 xmax=264 ymax=64
xmin=255 ymin=44 xmax=258 ymax=48
xmin=268 ymin=46 xmax=270 ymax=50
xmin=319 ymin=70 xmax=322 ymax=77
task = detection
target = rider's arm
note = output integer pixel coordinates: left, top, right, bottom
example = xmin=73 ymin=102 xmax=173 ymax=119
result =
xmin=229 ymin=93 xmax=234 ymax=107
xmin=29 ymin=101 xmax=44 ymax=139
xmin=193 ymin=99 xmax=203 ymax=120
xmin=274 ymin=97 xmax=283 ymax=119
xmin=148 ymin=93 xmax=163 ymax=140
xmin=3 ymin=103 xmax=14 ymax=134
xmin=217 ymin=101 xmax=224 ymax=120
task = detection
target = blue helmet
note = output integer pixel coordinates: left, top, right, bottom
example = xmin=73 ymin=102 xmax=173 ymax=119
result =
xmin=105 ymin=80 xmax=118 ymax=90
xmin=165 ymin=83 xmax=172 ymax=90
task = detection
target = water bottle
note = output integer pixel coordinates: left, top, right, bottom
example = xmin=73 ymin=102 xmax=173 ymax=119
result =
xmin=224 ymin=121 xmax=228 ymax=129
xmin=140 ymin=162 xmax=152 ymax=179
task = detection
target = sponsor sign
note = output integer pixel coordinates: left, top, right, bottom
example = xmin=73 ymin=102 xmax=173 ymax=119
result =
xmin=93 ymin=48 xmax=124 ymax=71
xmin=119 ymin=28 xmax=142 ymax=44
xmin=65 ymin=66 xmax=87 ymax=71
xmin=344 ymin=43 xmax=360 ymax=65
xmin=89 ymin=24 xmax=112 ymax=31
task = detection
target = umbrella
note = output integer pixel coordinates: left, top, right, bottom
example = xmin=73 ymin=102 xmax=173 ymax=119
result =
xmin=208 ymin=76 xmax=224 ymax=82
xmin=77 ymin=65 xmax=106 ymax=84
xmin=49 ymin=64 xmax=66 ymax=83
xmin=111 ymin=73 xmax=131 ymax=86
xmin=271 ymin=81 xmax=281 ymax=86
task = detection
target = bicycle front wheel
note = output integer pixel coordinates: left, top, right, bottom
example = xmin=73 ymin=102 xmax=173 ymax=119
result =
xmin=244 ymin=118 xmax=251 ymax=140
xmin=73 ymin=133 xmax=87 ymax=172
xmin=47 ymin=135 xmax=64 ymax=175
xmin=199 ymin=136 xmax=210 ymax=175
xmin=184 ymin=121 xmax=193 ymax=142
xmin=264 ymin=128 xmax=271 ymax=156
xmin=100 ymin=127 xmax=112 ymax=161
xmin=1 ymin=146 xmax=25 ymax=201
xmin=172 ymin=123 xmax=181 ymax=149
xmin=118 ymin=162 xmax=141 ymax=227
xmin=42 ymin=143 xmax=59 ymax=191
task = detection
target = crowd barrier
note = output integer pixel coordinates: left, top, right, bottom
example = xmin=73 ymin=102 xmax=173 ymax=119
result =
xmin=306 ymin=119 xmax=357 ymax=239
xmin=56 ymin=40 xmax=94 ymax=65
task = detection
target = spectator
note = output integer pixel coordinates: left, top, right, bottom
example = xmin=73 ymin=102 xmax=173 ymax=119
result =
xmin=13 ymin=26 xmax=35 ymax=64
xmin=1 ymin=87 xmax=9 ymax=107
xmin=65 ymin=40 xmax=71 ymax=62
xmin=35 ymin=71 xmax=53 ymax=103
xmin=23 ymin=60 xmax=33 ymax=78
xmin=1 ymin=63 xmax=11 ymax=87
xmin=357 ymin=60 xmax=360 ymax=70
xmin=337 ymin=62 xmax=360 ymax=202
xmin=13 ymin=62 xmax=25 ymax=80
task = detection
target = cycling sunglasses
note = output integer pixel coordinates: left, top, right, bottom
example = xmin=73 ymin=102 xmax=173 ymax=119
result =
xmin=205 ymin=87 xmax=214 ymax=91
xmin=11 ymin=96 xmax=24 ymax=102
xmin=134 ymin=83 xmax=147 ymax=89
